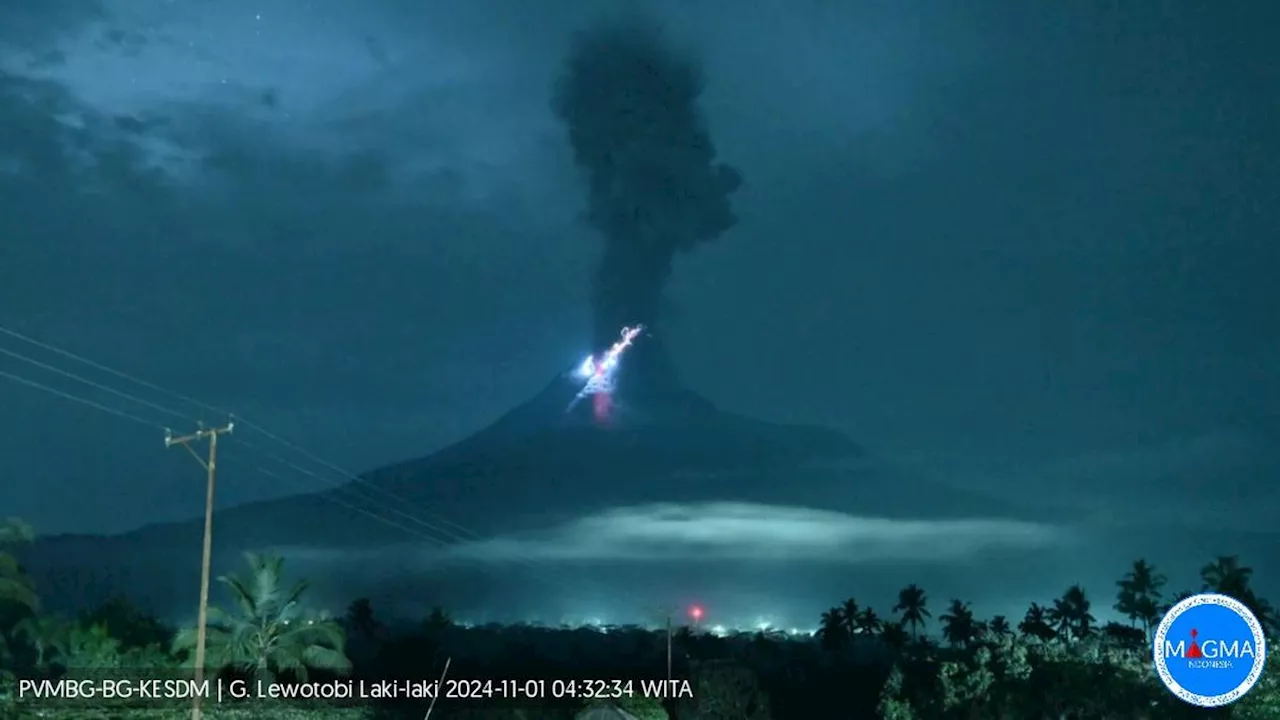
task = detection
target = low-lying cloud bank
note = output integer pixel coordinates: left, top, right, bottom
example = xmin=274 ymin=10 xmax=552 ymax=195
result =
xmin=276 ymin=501 xmax=1066 ymax=567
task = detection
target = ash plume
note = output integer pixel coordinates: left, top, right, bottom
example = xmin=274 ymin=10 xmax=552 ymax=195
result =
xmin=553 ymin=22 xmax=742 ymax=351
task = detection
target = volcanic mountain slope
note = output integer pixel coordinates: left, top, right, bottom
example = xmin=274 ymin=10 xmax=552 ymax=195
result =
xmin=22 ymin=344 xmax=1031 ymax=615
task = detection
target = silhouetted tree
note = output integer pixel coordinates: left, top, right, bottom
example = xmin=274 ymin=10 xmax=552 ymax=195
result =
xmin=1115 ymin=559 xmax=1165 ymax=640
xmin=988 ymin=615 xmax=1012 ymax=637
xmin=344 ymin=598 xmax=381 ymax=641
xmin=893 ymin=584 xmax=930 ymax=640
xmin=880 ymin=621 xmax=909 ymax=650
xmin=854 ymin=607 xmax=882 ymax=635
xmin=1201 ymin=555 xmax=1276 ymax=632
xmin=1202 ymin=555 xmax=1252 ymax=597
xmin=422 ymin=606 xmax=452 ymax=638
xmin=1049 ymin=585 xmax=1095 ymax=641
xmin=1018 ymin=603 xmax=1055 ymax=642
xmin=839 ymin=598 xmax=860 ymax=636
xmin=817 ymin=607 xmax=846 ymax=651
xmin=939 ymin=599 xmax=977 ymax=647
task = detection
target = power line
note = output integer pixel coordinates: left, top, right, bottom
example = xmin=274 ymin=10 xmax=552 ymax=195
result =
xmin=230 ymin=436 xmax=482 ymax=547
xmin=0 ymin=351 xmax=464 ymax=548
xmin=0 ymin=337 xmax=466 ymax=545
xmin=0 ymin=323 xmax=531 ymax=549
xmin=0 ymin=358 xmax=575 ymax=591
xmin=0 ymin=324 xmax=227 ymax=418
xmin=0 ymin=367 xmax=159 ymax=428
xmin=1 ymin=323 xmax=495 ymax=543
xmin=232 ymin=462 xmax=454 ymax=550
xmin=235 ymin=418 xmax=493 ymax=542
xmin=222 ymin=458 xmax=571 ymax=590
xmin=0 ymin=328 xmax=587 ymax=591
xmin=227 ymin=435 xmax=585 ymax=588
xmin=0 ymin=345 xmax=479 ymax=552
xmin=0 ymin=346 xmax=191 ymax=423
xmin=238 ymin=465 xmax=583 ymax=596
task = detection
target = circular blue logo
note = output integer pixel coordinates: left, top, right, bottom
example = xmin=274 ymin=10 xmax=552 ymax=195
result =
xmin=1153 ymin=593 xmax=1267 ymax=707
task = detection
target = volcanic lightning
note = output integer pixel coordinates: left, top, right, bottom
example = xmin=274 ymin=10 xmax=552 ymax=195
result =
xmin=570 ymin=325 xmax=645 ymax=422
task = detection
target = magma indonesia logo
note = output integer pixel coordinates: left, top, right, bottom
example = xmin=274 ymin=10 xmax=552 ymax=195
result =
xmin=1154 ymin=593 xmax=1267 ymax=707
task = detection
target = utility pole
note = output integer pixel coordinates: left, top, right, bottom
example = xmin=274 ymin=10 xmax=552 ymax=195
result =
xmin=165 ymin=421 xmax=233 ymax=720
xmin=666 ymin=612 xmax=673 ymax=682
xmin=649 ymin=605 xmax=676 ymax=682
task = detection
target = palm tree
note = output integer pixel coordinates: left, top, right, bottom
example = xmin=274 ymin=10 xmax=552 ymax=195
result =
xmin=854 ymin=607 xmax=882 ymax=635
xmin=988 ymin=615 xmax=1012 ymax=637
xmin=1200 ymin=556 xmax=1276 ymax=633
xmin=879 ymin=622 xmax=909 ymax=650
xmin=1115 ymin=559 xmax=1166 ymax=639
xmin=1201 ymin=556 xmax=1252 ymax=596
xmin=893 ymin=584 xmax=931 ymax=640
xmin=817 ymin=608 xmax=846 ymax=651
xmin=1018 ymin=603 xmax=1055 ymax=642
xmin=839 ymin=598 xmax=860 ymax=636
xmin=0 ymin=518 xmax=38 ymax=611
xmin=1253 ymin=596 xmax=1278 ymax=637
xmin=172 ymin=552 xmax=351 ymax=682
xmin=939 ymin=599 xmax=977 ymax=647
xmin=13 ymin=615 xmax=70 ymax=670
xmin=1050 ymin=585 xmax=1096 ymax=641
xmin=1048 ymin=598 xmax=1072 ymax=639
xmin=1128 ymin=594 xmax=1162 ymax=640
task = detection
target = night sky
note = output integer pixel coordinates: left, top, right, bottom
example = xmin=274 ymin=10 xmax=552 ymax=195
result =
xmin=2 ymin=1 xmax=1277 ymax=624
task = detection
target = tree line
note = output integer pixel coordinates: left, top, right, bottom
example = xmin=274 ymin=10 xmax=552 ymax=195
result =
xmin=816 ymin=556 xmax=1275 ymax=651
xmin=2 ymin=516 xmax=1276 ymax=719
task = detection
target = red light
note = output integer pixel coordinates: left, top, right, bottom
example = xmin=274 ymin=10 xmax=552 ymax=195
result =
xmin=689 ymin=605 xmax=704 ymax=621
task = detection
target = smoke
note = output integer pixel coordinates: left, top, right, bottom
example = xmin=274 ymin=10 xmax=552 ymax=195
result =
xmin=553 ymin=21 xmax=742 ymax=350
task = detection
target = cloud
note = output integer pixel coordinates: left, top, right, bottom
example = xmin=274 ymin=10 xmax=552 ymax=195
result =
xmin=0 ymin=0 xmax=105 ymax=54
xmin=0 ymin=67 xmax=587 ymax=334
xmin=275 ymin=502 xmax=1066 ymax=568
xmin=0 ymin=53 xmax=592 ymax=532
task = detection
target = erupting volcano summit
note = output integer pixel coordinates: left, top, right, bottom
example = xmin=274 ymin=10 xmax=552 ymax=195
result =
xmin=18 ymin=20 xmax=1028 ymax=622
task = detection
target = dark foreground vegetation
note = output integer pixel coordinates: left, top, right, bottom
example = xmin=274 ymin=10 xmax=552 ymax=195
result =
xmin=1 ymin=518 xmax=1276 ymax=719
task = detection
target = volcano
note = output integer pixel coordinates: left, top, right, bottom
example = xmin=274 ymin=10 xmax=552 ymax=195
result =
xmin=21 ymin=340 xmax=1036 ymax=621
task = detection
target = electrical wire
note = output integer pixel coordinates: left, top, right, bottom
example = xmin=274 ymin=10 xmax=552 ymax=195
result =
xmin=0 ymin=325 xmax=588 ymax=593
xmin=0 ymin=367 xmax=159 ymax=428
xmin=0 ymin=346 xmax=191 ymax=423
xmin=1 ymin=323 xmax=511 ymax=544
xmin=0 ymin=325 xmax=229 ymax=419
